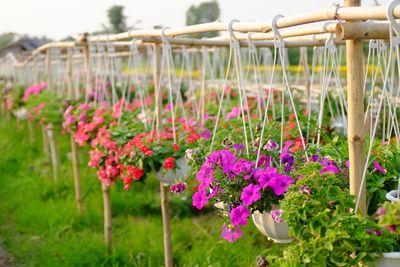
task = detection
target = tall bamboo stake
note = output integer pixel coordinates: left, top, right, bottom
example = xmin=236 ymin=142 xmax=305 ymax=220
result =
xmin=41 ymin=123 xmax=50 ymax=163
xmin=153 ymin=43 xmax=173 ymax=267
xmin=70 ymin=134 xmax=84 ymax=216
xmin=102 ymin=183 xmax=112 ymax=254
xmin=45 ymin=49 xmax=51 ymax=92
xmin=345 ymin=0 xmax=366 ymax=215
xmin=46 ymin=123 xmax=59 ymax=181
xmin=66 ymin=48 xmax=73 ymax=99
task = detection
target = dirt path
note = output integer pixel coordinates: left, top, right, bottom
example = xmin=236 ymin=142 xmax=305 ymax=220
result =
xmin=0 ymin=239 xmax=13 ymax=267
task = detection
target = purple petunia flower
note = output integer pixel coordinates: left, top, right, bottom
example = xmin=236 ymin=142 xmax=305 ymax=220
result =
xmin=320 ymin=164 xmax=339 ymax=175
xmin=240 ymin=184 xmax=261 ymax=206
xmin=232 ymin=143 xmax=245 ymax=154
xmin=270 ymin=209 xmax=283 ymax=223
xmin=254 ymin=167 xmax=278 ymax=189
xmin=264 ymin=139 xmax=279 ymax=151
xmin=269 ymin=174 xmax=294 ymax=196
xmin=170 ymin=183 xmax=186 ymax=194
xmin=221 ymin=224 xmax=243 ymax=242
xmin=192 ymin=191 xmax=208 ymax=209
xmin=230 ymin=205 xmax=250 ymax=226
xmin=232 ymin=159 xmax=254 ymax=177
xmin=373 ymin=161 xmax=387 ymax=175
xmin=200 ymin=129 xmax=211 ymax=140
xmin=311 ymin=154 xmax=319 ymax=162
xmin=387 ymin=224 xmax=397 ymax=233
xmin=281 ymin=154 xmax=294 ymax=173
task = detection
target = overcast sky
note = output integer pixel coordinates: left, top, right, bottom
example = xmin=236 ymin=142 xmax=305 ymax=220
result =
xmin=0 ymin=0 xmax=390 ymax=40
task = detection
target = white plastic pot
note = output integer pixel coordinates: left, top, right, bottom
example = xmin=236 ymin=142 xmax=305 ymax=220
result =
xmin=155 ymin=158 xmax=191 ymax=185
xmin=386 ymin=190 xmax=400 ymax=203
xmin=376 ymin=252 xmax=400 ymax=267
xmin=251 ymin=210 xmax=293 ymax=243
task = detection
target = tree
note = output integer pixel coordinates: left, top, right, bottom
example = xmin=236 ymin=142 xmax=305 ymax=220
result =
xmin=106 ymin=5 xmax=127 ymax=33
xmin=185 ymin=1 xmax=220 ymax=38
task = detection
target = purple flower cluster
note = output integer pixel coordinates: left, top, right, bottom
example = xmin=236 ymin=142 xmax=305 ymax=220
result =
xmin=170 ymin=182 xmax=186 ymax=194
xmin=192 ymin=141 xmax=298 ymax=242
xmin=270 ymin=209 xmax=283 ymax=223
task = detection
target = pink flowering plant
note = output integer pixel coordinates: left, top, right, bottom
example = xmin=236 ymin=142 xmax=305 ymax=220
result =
xmin=25 ymin=90 xmax=64 ymax=125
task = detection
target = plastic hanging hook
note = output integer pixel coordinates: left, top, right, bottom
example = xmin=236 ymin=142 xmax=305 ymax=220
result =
xmin=227 ymin=19 xmax=240 ymax=48
xmin=387 ymin=0 xmax=400 ymax=45
xmin=160 ymin=27 xmax=171 ymax=48
xmin=247 ymin=32 xmax=257 ymax=52
xmin=322 ymin=22 xmax=336 ymax=53
xmin=271 ymin=15 xmax=284 ymax=48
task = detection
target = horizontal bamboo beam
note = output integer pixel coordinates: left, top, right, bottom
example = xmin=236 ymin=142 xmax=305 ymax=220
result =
xmin=335 ymin=21 xmax=391 ymax=40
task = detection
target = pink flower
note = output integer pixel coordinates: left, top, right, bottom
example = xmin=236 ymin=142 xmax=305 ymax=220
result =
xmin=230 ymin=205 xmax=250 ymax=226
xmin=269 ymin=174 xmax=294 ymax=196
xmin=221 ymin=224 xmax=243 ymax=243
xmin=192 ymin=191 xmax=208 ymax=209
xmin=320 ymin=164 xmax=339 ymax=175
xmin=88 ymin=150 xmax=104 ymax=167
xmin=170 ymin=183 xmax=186 ymax=194
xmin=240 ymin=184 xmax=261 ymax=206
xmin=373 ymin=161 xmax=387 ymax=175
xmin=270 ymin=209 xmax=283 ymax=223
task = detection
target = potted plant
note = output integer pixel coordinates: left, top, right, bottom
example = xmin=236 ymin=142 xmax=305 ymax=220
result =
xmin=265 ymin=162 xmax=397 ymax=266
xmin=376 ymin=201 xmax=400 ymax=266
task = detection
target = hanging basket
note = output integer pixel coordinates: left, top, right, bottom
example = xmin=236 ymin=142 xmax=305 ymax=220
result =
xmin=155 ymin=158 xmax=191 ymax=185
xmin=386 ymin=190 xmax=400 ymax=203
xmin=376 ymin=252 xmax=400 ymax=267
xmin=251 ymin=210 xmax=293 ymax=244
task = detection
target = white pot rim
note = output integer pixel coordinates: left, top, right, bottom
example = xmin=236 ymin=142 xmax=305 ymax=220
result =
xmin=382 ymin=252 xmax=400 ymax=258
xmin=386 ymin=189 xmax=400 ymax=202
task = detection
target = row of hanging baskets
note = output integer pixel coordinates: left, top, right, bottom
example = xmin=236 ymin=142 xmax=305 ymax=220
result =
xmin=2 ymin=1 xmax=400 ymax=266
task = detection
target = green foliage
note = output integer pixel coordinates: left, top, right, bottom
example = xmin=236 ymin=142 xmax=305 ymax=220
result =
xmin=0 ymin=32 xmax=15 ymax=51
xmin=0 ymin=117 xmax=272 ymax=266
xmin=378 ymin=201 xmax=400 ymax=236
xmin=25 ymin=91 xmax=64 ymax=125
xmin=268 ymin=165 xmax=397 ymax=266
xmin=106 ymin=5 xmax=127 ymax=34
xmin=185 ymin=1 xmax=220 ymax=38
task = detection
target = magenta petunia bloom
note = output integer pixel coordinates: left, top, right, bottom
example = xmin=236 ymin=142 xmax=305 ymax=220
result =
xmin=320 ymin=164 xmax=339 ymax=175
xmin=270 ymin=174 xmax=294 ymax=196
xmin=373 ymin=161 xmax=387 ymax=175
xmin=240 ymin=184 xmax=261 ymax=206
xmin=254 ymin=167 xmax=278 ymax=189
xmin=230 ymin=205 xmax=250 ymax=226
xmin=221 ymin=224 xmax=243 ymax=242
xmin=192 ymin=191 xmax=208 ymax=209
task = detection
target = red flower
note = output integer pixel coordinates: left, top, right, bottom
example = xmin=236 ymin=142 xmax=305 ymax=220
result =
xmin=187 ymin=133 xmax=201 ymax=143
xmin=140 ymin=146 xmax=154 ymax=156
xmin=126 ymin=165 xmax=144 ymax=180
xmin=164 ymin=157 xmax=175 ymax=170
xmin=173 ymin=143 xmax=180 ymax=151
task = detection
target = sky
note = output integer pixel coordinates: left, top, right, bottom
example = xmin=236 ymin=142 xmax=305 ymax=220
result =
xmin=0 ymin=0 xmax=391 ymax=40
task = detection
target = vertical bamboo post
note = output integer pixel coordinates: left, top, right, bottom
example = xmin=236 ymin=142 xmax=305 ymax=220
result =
xmin=102 ymin=183 xmax=112 ymax=254
xmin=81 ymin=34 xmax=91 ymax=98
xmin=45 ymin=49 xmax=51 ymax=92
xmin=345 ymin=0 xmax=366 ymax=215
xmin=47 ymin=123 xmax=59 ymax=181
xmin=66 ymin=48 xmax=73 ymax=99
xmin=41 ymin=123 xmax=50 ymax=162
xmin=71 ymin=134 xmax=84 ymax=216
xmin=153 ymin=43 xmax=173 ymax=267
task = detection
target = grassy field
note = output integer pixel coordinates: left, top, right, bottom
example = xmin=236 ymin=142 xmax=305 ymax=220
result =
xmin=0 ymin=117 xmax=280 ymax=267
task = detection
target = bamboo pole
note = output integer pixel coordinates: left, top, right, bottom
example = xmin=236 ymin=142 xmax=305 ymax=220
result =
xmin=41 ymin=123 xmax=50 ymax=163
xmin=345 ymin=0 xmax=366 ymax=215
xmin=66 ymin=48 xmax=73 ymax=99
xmin=45 ymin=49 xmax=51 ymax=92
xmin=101 ymin=183 xmax=112 ymax=254
xmin=153 ymin=43 xmax=173 ymax=267
xmin=70 ymin=134 xmax=84 ymax=216
xmin=46 ymin=123 xmax=59 ymax=181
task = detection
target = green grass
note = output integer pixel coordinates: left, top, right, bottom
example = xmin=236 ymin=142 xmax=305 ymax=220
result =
xmin=0 ymin=117 xmax=279 ymax=267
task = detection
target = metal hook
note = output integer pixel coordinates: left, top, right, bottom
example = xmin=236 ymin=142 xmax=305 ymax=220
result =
xmin=247 ymin=32 xmax=256 ymax=51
